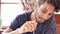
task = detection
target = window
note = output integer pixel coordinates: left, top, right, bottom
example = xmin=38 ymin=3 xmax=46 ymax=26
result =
xmin=1 ymin=0 xmax=24 ymax=27
xmin=0 ymin=0 xmax=1 ymax=28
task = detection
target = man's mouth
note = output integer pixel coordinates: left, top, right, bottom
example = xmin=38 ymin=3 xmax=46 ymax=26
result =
xmin=39 ymin=17 xmax=46 ymax=23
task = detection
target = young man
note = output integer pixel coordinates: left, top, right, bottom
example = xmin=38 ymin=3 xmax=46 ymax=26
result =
xmin=2 ymin=0 xmax=60 ymax=34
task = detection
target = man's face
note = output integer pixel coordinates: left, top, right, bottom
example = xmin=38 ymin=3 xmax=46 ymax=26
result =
xmin=35 ymin=2 xmax=55 ymax=23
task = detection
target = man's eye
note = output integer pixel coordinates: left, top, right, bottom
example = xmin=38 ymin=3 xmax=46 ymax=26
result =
xmin=38 ymin=17 xmax=41 ymax=18
xmin=42 ymin=10 xmax=46 ymax=13
xmin=49 ymin=13 xmax=53 ymax=16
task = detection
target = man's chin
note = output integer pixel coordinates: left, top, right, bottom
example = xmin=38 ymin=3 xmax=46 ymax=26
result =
xmin=38 ymin=21 xmax=45 ymax=24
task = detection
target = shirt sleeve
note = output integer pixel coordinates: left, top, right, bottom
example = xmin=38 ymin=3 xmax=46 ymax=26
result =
xmin=9 ymin=15 xmax=22 ymax=30
xmin=9 ymin=13 xmax=27 ymax=30
xmin=45 ymin=16 xmax=58 ymax=34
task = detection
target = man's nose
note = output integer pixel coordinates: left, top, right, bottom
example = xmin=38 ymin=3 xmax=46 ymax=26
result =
xmin=43 ymin=14 xmax=49 ymax=20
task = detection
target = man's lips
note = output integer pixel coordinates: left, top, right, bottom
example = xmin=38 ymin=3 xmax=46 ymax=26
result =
xmin=39 ymin=17 xmax=46 ymax=23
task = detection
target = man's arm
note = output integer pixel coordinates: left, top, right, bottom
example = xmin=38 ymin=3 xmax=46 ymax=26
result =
xmin=4 ymin=27 xmax=13 ymax=33
xmin=2 ymin=21 xmax=37 ymax=34
xmin=2 ymin=14 xmax=24 ymax=34
xmin=1 ymin=27 xmax=13 ymax=34
xmin=2 ymin=28 xmax=22 ymax=34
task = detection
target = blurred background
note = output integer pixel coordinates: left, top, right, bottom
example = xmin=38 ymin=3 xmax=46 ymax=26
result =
xmin=0 ymin=0 xmax=60 ymax=34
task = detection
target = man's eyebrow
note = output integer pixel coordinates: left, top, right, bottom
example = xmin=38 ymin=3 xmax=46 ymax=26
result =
xmin=43 ymin=8 xmax=54 ymax=15
xmin=44 ymin=8 xmax=48 ymax=11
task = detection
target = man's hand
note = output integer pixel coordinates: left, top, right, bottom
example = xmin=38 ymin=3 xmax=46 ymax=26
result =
xmin=19 ymin=20 xmax=38 ymax=33
xmin=3 ymin=20 xmax=38 ymax=34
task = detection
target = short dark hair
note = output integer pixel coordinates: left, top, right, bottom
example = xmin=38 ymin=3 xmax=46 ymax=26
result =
xmin=38 ymin=0 xmax=60 ymax=12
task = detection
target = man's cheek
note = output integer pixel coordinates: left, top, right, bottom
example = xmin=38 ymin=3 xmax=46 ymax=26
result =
xmin=47 ymin=16 xmax=52 ymax=20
